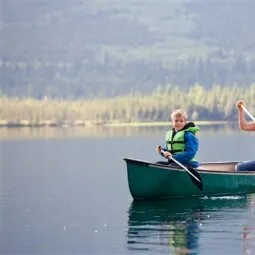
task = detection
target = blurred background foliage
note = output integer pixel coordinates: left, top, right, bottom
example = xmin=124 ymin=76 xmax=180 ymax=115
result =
xmin=1 ymin=84 xmax=254 ymax=126
xmin=1 ymin=0 xmax=255 ymax=98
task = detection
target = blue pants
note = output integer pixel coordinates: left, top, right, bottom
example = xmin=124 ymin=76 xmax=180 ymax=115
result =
xmin=236 ymin=161 xmax=255 ymax=171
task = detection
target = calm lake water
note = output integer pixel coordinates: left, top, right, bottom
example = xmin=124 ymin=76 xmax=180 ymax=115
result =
xmin=1 ymin=124 xmax=255 ymax=255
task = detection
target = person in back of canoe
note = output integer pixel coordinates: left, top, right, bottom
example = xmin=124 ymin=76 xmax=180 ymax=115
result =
xmin=235 ymin=100 xmax=255 ymax=171
xmin=156 ymin=108 xmax=200 ymax=168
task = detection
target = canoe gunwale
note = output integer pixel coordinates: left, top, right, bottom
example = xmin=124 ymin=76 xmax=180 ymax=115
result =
xmin=123 ymin=158 xmax=255 ymax=175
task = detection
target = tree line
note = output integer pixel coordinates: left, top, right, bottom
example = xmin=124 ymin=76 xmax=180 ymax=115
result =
xmin=0 ymin=84 xmax=254 ymax=127
xmin=1 ymin=1 xmax=255 ymax=98
xmin=1 ymin=51 xmax=255 ymax=98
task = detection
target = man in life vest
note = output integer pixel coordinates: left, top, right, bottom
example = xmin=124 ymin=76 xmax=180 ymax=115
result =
xmin=156 ymin=108 xmax=200 ymax=168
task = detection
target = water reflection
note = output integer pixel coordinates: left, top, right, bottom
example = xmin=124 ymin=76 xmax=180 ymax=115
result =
xmin=0 ymin=123 xmax=247 ymax=141
xmin=242 ymin=196 xmax=255 ymax=255
xmin=127 ymin=195 xmax=255 ymax=254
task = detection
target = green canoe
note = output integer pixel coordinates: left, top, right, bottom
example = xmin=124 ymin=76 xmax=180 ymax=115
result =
xmin=123 ymin=158 xmax=255 ymax=200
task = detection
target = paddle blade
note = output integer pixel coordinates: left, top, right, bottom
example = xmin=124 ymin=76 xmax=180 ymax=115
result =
xmin=187 ymin=167 xmax=203 ymax=191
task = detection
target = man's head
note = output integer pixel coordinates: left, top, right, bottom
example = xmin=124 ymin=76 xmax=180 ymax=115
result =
xmin=170 ymin=109 xmax=187 ymax=131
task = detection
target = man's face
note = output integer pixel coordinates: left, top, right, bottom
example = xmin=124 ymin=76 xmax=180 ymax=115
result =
xmin=172 ymin=116 xmax=186 ymax=131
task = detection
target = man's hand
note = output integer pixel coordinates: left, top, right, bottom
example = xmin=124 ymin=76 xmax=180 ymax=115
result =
xmin=236 ymin=100 xmax=244 ymax=110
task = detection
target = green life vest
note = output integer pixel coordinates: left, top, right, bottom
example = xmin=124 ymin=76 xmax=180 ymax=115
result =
xmin=165 ymin=125 xmax=200 ymax=162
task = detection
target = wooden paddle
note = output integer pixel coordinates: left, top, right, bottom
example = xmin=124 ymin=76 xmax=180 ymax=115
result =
xmin=241 ymin=104 xmax=255 ymax=121
xmin=160 ymin=149 xmax=203 ymax=191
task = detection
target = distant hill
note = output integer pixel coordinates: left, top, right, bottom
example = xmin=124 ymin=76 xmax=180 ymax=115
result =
xmin=1 ymin=0 xmax=255 ymax=98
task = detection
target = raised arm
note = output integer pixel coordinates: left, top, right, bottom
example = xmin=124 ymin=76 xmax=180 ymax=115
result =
xmin=236 ymin=100 xmax=255 ymax=131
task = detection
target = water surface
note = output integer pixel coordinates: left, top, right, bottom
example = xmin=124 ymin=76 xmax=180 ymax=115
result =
xmin=0 ymin=125 xmax=255 ymax=254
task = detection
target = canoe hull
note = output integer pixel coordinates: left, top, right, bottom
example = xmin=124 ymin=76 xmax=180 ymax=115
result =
xmin=124 ymin=158 xmax=255 ymax=200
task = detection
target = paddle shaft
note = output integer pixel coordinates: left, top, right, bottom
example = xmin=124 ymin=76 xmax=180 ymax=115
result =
xmin=241 ymin=105 xmax=255 ymax=122
xmin=160 ymin=150 xmax=201 ymax=184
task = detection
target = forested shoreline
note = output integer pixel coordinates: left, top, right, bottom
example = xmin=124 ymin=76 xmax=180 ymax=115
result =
xmin=2 ymin=1 xmax=255 ymax=98
xmin=1 ymin=84 xmax=254 ymax=127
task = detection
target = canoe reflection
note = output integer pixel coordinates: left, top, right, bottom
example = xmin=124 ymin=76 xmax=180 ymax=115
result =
xmin=127 ymin=196 xmax=249 ymax=254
